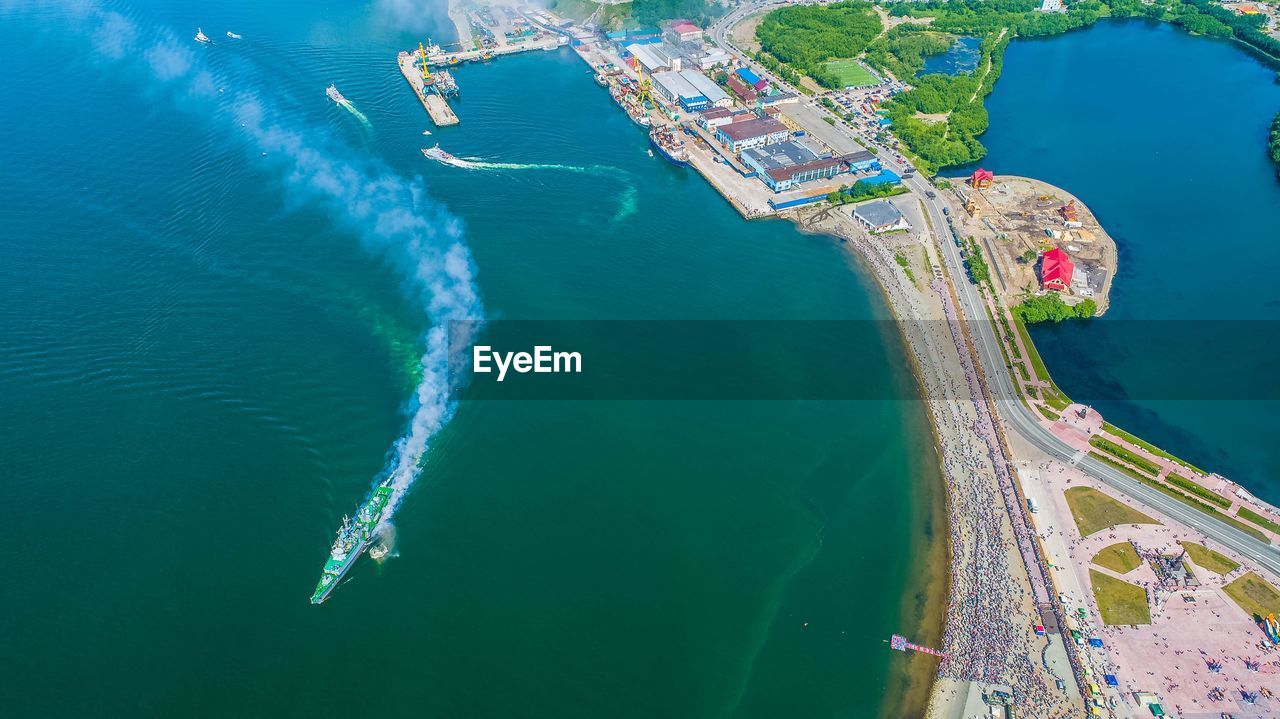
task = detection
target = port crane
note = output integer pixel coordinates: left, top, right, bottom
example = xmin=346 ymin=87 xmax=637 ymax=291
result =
xmin=417 ymin=42 xmax=435 ymax=87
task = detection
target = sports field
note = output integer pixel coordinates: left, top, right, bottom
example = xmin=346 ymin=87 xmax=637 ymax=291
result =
xmin=824 ymin=60 xmax=878 ymax=87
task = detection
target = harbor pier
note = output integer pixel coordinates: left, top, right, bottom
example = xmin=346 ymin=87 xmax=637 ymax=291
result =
xmin=398 ymin=50 xmax=459 ymax=127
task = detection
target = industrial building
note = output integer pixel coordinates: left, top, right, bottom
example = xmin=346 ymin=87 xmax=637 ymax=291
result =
xmin=696 ymin=107 xmax=750 ymax=130
xmin=734 ymin=67 xmax=769 ymax=92
xmin=741 ymin=140 xmax=845 ymax=192
xmin=626 ymin=43 xmax=681 ymax=73
xmin=690 ymin=46 xmax=731 ymax=70
xmin=651 ymin=71 xmax=720 ymax=111
xmin=726 ymin=74 xmax=757 ymax=103
xmin=853 ymin=200 xmax=910 ymax=234
xmin=679 ymin=70 xmax=730 ymax=107
xmin=715 ymin=117 xmax=789 ymax=153
xmin=844 ymin=150 xmax=879 ymax=172
xmin=666 ymin=19 xmax=703 ymax=44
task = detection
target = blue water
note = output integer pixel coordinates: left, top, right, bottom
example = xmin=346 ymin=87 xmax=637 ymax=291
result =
xmin=921 ymin=36 xmax=982 ymax=76
xmin=975 ymin=20 xmax=1280 ymax=499
xmin=0 ymin=1 xmax=944 ymax=717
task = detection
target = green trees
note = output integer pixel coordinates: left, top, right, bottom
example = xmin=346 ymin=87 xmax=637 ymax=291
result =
xmin=965 ymin=238 xmax=990 ymax=284
xmin=1015 ymin=294 xmax=1096 ymax=322
xmin=827 ymin=179 xmax=908 ymax=205
xmin=632 ymin=0 xmax=719 ymax=27
xmin=1270 ymin=112 xmax=1280 ymax=176
xmin=756 ymin=2 xmax=883 ymax=88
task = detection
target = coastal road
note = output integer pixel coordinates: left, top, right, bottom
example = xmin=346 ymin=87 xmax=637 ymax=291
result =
xmin=708 ymin=0 xmax=1280 ymax=580
xmin=904 ymin=172 xmax=1280 ymax=581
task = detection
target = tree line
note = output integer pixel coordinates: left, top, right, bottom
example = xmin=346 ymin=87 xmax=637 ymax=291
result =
xmin=755 ymin=2 xmax=883 ymax=89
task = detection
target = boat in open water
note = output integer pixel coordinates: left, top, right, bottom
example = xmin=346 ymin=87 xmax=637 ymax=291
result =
xmin=310 ymin=482 xmax=394 ymax=604
xmin=194 ymin=28 xmax=210 ymax=44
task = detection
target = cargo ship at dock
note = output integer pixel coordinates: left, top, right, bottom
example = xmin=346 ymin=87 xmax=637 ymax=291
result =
xmin=648 ymin=126 xmax=688 ymax=167
xmin=310 ymin=482 xmax=394 ymax=604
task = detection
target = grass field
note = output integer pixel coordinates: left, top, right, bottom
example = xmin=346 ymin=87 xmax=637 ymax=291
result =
xmin=1179 ymin=541 xmax=1240 ymax=576
xmin=1064 ymin=486 xmax=1160 ymax=537
xmin=1238 ymin=506 xmax=1280 ymax=534
xmin=1090 ymin=570 xmax=1151 ymax=625
xmin=1224 ymin=572 xmax=1280 ymax=620
xmin=824 ymin=59 xmax=878 ymax=87
xmin=1092 ymin=541 xmax=1141 ymax=574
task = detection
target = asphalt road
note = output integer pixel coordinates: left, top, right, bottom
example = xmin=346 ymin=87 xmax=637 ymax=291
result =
xmin=711 ymin=1 xmax=1280 ymax=580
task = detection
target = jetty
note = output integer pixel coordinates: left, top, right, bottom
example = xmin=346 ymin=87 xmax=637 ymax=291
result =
xmin=398 ymin=50 xmax=459 ymax=127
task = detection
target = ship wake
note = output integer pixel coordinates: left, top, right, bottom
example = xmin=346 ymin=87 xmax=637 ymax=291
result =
xmin=25 ymin=0 xmax=485 ymax=599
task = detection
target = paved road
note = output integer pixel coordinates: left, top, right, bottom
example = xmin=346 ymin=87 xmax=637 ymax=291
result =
xmin=904 ymin=171 xmax=1280 ymax=581
xmin=711 ymin=0 xmax=1280 ymax=581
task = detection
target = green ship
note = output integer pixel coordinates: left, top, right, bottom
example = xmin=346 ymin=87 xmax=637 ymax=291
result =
xmin=311 ymin=482 xmax=394 ymax=604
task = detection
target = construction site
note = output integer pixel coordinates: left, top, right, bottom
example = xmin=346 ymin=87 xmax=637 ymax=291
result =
xmin=951 ymin=171 xmax=1118 ymax=314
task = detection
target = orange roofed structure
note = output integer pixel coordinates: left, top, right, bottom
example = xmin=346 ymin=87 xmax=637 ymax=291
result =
xmin=1040 ymin=247 xmax=1075 ymax=292
xmin=970 ymin=168 xmax=994 ymax=188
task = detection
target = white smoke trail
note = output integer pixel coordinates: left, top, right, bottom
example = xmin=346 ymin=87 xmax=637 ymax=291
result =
xmin=15 ymin=1 xmax=483 ymax=519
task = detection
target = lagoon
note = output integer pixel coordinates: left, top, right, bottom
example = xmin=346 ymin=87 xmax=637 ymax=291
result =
xmin=975 ymin=20 xmax=1280 ymax=500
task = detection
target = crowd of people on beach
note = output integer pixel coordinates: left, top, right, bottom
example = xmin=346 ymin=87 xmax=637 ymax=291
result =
xmin=830 ymin=221 xmax=1078 ymax=716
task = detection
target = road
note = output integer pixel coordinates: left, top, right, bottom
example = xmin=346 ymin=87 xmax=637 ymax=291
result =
xmin=711 ymin=1 xmax=1280 ymax=581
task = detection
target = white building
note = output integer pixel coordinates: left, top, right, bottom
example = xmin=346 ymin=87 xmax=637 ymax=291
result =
xmin=852 ymin=200 xmax=910 ymax=234
xmin=679 ymin=70 xmax=731 ymax=108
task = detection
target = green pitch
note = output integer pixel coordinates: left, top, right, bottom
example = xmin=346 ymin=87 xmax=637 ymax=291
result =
xmin=824 ymin=60 xmax=878 ymax=87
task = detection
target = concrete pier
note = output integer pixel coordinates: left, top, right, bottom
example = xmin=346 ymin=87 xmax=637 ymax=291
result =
xmin=398 ymin=52 xmax=459 ymax=127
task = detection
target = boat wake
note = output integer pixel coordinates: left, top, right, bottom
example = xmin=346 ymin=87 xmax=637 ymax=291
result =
xmin=22 ymin=0 xmax=484 ymax=602
xmin=335 ymin=99 xmax=372 ymax=128
xmin=424 ymin=150 xmax=638 ymax=220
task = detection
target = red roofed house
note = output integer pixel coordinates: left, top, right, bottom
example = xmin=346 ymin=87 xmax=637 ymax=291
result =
xmin=1040 ymin=247 xmax=1075 ymax=292
xmin=726 ymin=74 xmax=757 ymax=103
xmin=666 ymin=20 xmax=703 ymax=43
xmin=970 ymin=168 xmax=994 ymax=188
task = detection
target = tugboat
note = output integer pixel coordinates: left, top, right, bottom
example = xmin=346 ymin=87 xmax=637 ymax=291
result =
xmin=194 ymin=28 xmax=210 ymax=44
xmin=648 ymin=126 xmax=688 ymax=167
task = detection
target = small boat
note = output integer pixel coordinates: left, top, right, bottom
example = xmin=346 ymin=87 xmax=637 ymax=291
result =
xmin=326 ymin=84 xmax=346 ymax=104
xmin=422 ymin=130 xmax=432 ymax=136
xmin=194 ymin=28 xmax=210 ymax=44
xmin=226 ymin=31 xmax=241 ymax=39
xmin=421 ymin=144 xmax=467 ymax=168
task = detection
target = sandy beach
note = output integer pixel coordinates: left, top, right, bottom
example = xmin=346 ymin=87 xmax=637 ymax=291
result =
xmin=796 ymin=199 xmax=1077 ymax=718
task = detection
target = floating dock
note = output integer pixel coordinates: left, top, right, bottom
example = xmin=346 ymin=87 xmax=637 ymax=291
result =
xmin=398 ymin=50 xmax=459 ymax=127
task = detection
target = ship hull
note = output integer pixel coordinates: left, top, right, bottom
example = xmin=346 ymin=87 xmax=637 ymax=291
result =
xmin=649 ymin=135 xmax=688 ymax=167
xmin=311 ymin=536 xmax=371 ymax=604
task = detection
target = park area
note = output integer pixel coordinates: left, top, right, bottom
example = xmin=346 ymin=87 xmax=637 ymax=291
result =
xmin=1092 ymin=541 xmax=1141 ymax=574
xmin=1089 ymin=569 xmax=1150 ymax=625
xmin=1224 ymin=572 xmax=1280 ymax=620
xmin=823 ymin=59 xmax=879 ymax=87
xmin=1064 ymin=486 xmax=1160 ymax=537
xmin=1179 ymin=541 xmax=1240 ymax=576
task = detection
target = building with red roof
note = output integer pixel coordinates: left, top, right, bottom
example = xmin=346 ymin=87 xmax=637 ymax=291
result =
xmin=666 ymin=20 xmax=703 ymax=43
xmin=1040 ymin=247 xmax=1075 ymax=292
xmin=970 ymin=168 xmax=994 ymax=188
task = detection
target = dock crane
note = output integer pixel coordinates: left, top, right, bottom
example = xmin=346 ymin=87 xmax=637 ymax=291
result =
xmin=417 ymin=42 xmax=435 ymax=88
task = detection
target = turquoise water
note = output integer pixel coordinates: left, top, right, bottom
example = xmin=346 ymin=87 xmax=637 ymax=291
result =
xmin=921 ymin=36 xmax=982 ymax=76
xmin=0 ymin=1 xmax=942 ymax=716
xmin=973 ymin=20 xmax=1280 ymax=499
